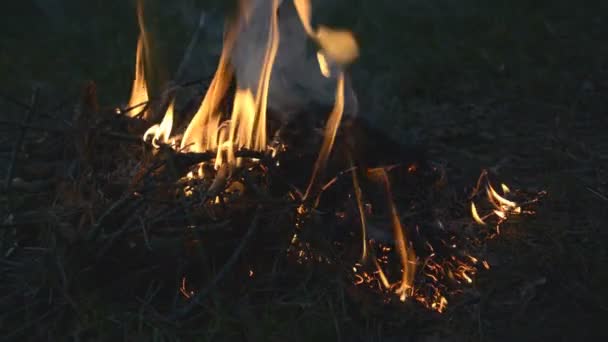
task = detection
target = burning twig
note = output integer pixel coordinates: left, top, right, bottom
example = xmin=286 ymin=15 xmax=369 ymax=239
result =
xmin=4 ymin=88 xmax=40 ymax=191
xmin=172 ymin=206 xmax=262 ymax=320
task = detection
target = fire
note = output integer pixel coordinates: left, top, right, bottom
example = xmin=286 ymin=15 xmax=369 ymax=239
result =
xmin=351 ymin=168 xmax=417 ymax=302
xmin=379 ymin=170 xmax=416 ymax=301
xmin=303 ymin=72 xmax=345 ymax=202
xmin=316 ymin=51 xmax=331 ymax=78
xmin=471 ymin=202 xmax=486 ymax=225
xmin=470 ymin=171 xmax=525 ymax=229
xmin=143 ymin=101 xmax=174 ymax=148
xmin=127 ymin=35 xmax=149 ymax=118
xmin=126 ymin=0 xmax=150 ymax=118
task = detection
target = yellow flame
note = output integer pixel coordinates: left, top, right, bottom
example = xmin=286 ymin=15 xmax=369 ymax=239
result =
xmin=127 ymin=35 xmax=149 ymax=118
xmin=471 ymin=202 xmax=486 ymax=225
xmin=380 ymin=170 xmax=416 ymax=301
xmin=501 ymin=183 xmax=511 ymax=194
xmin=487 ymin=184 xmax=517 ymax=209
xmin=227 ymin=89 xmax=257 ymax=165
xmin=143 ymin=100 xmax=174 ymax=147
xmin=303 ymin=72 xmax=345 ymax=202
xmin=181 ymin=0 xmax=280 ymax=168
xmin=316 ymin=51 xmax=331 ymax=78
xmin=372 ymin=258 xmax=391 ymax=289
xmin=433 ymin=296 xmax=448 ymax=313
xmin=180 ymin=25 xmax=237 ymax=154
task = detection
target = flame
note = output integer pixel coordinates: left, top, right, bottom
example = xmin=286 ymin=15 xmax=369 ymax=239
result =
xmin=293 ymin=0 xmax=359 ymax=65
xmin=127 ymin=35 xmax=149 ymax=118
xmin=126 ymin=0 xmax=151 ymax=118
xmin=180 ymin=25 xmax=236 ymax=154
xmin=372 ymin=257 xmax=391 ymax=289
xmin=471 ymin=202 xmax=486 ymax=225
xmin=303 ymin=72 xmax=345 ymax=202
xmin=143 ymin=101 xmax=174 ymax=147
xmin=487 ymin=184 xmax=517 ymax=209
xmin=226 ymin=0 xmax=281 ymax=165
xmin=380 ymin=169 xmax=416 ymax=301
xmin=470 ymin=173 xmax=527 ymax=229
xmin=316 ymin=51 xmax=331 ymax=78
xmin=181 ymin=0 xmax=280 ymax=169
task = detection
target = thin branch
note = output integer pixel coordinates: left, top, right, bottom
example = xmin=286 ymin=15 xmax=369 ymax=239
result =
xmin=171 ymin=206 xmax=263 ymax=320
xmin=0 ymin=90 xmax=30 ymax=109
xmin=4 ymin=88 xmax=40 ymax=190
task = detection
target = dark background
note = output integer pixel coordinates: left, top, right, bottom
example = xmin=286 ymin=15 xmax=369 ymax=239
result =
xmin=1 ymin=0 xmax=607 ymax=340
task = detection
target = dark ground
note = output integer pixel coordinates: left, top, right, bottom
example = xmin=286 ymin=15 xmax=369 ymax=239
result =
xmin=1 ymin=0 xmax=607 ymax=341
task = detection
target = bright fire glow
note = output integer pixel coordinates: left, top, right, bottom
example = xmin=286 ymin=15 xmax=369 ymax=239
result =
xmin=316 ymin=51 xmax=331 ymax=78
xmin=380 ymin=169 xmax=416 ymax=301
xmin=470 ymin=171 xmax=527 ymax=229
xmin=303 ymin=72 xmax=345 ymax=202
xmin=127 ymin=34 xmax=149 ymax=118
xmin=143 ymin=101 xmax=174 ymax=147
xmin=471 ymin=202 xmax=486 ymax=225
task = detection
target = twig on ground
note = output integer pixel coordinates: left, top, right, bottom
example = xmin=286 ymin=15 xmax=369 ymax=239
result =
xmin=586 ymin=187 xmax=608 ymax=202
xmin=86 ymin=194 xmax=134 ymax=242
xmin=0 ymin=90 xmax=30 ymax=109
xmin=4 ymin=88 xmax=40 ymax=191
xmin=171 ymin=206 xmax=262 ymax=320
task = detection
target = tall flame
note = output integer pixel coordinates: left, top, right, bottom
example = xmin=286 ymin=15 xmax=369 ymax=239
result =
xmin=303 ymin=72 xmax=345 ymax=202
xmin=127 ymin=35 xmax=149 ymax=118
xmin=127 ymin=0 xmax=150 ymax=118
xmin=380 ymin=170 xmax=416 ymax=301
xmin=181 ymin=0 xmax=280 ymax=169
xmin=180 ymin=25 xmax=237 ymax=154
xmin=227 ymin=0 xmax=281 ymax=165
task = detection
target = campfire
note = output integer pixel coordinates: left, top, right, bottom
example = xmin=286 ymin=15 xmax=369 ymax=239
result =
xmin=2 ymin=0 xmax=545 ymax=329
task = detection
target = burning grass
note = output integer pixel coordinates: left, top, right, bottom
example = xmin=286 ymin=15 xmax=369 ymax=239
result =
xmin=0 ymin=79 xmax=545 ymax=340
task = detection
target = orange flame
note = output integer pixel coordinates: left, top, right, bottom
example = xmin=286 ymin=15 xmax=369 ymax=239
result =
xmin=180 ymin=25 xmax=237 ymax=154
xmin=303 ymin=72 xmax=345 ymax=202
xmin=181 ymin=0 xmax=280 ymax=169
xmin=127 ymin=35 xmax=149 ymax=118
xmin=380 ymin=169 xmax=417 ymax=301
